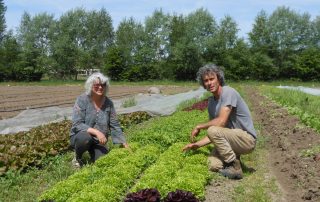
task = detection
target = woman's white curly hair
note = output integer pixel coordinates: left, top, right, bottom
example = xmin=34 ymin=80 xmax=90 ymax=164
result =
xmin=85 ymin=72 xmax=110 ymax=96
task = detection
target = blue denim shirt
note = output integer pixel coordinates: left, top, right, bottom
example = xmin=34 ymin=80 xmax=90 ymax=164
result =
xmin=70 ymin=93 xmax=126 ymax=144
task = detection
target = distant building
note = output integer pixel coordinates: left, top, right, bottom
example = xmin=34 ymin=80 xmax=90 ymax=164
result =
xmin=77 ymin=69 xmax=100 ymax=77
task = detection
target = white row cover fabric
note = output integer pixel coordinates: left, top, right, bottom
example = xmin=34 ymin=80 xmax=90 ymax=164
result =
xmin=0 ymin=87 xmax=206 ymax=135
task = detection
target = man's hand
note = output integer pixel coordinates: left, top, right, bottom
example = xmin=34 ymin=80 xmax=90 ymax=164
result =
xmin=122 ymin=143 xmax=129 ymax=148
xmin=182 ymin=143 xmax=200 ymax=152
xmin=190 ymin=126 xmax=200 ymax=142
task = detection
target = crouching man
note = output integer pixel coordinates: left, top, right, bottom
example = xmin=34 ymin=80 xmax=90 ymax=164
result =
xmin=182 ymin=64 xmax=256 ymax=179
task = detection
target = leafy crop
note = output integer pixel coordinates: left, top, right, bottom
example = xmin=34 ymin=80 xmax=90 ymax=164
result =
xmin=131 ymin=143 xmax=211 ymax=200
xmin=39 ymin=144 xmax=160 ymax=201
xmin=0 ymin=112 xmax=151 ymax=174
xmin=183 ymin=99 xmax=208 ymax=112
xmin=125 ymin=188 xmax=161 ymax=202
xmin=163 ymin=189 xmax=199 ymax=202
xmin=37 ymin=101 xmax=212 ymax=201
xmin=0 ymin=120 xmax=71 ymax=174
xmin=260 ymin=86 xmax=320 ymax=132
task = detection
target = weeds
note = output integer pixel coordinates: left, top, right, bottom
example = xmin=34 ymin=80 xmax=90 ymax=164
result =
xmin=121 ymin=97 xmax=137 ymax=108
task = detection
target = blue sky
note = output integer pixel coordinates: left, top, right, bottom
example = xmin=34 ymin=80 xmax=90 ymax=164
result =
xmin=3 ymin=0 xmax=320 ymax=39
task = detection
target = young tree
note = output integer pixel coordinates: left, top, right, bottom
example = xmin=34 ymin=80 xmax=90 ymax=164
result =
xmin=115 ymin=17 xmax=149 ymax=80
xmin=0 ymin=31 xmax=21 ymax=81
xmin=0 ymin=0 xmax=6 ymax=42
xmin=144 ymin=9 xmax=171 ymax=61
xmin=248 ymin=10 xmax=270 ymax=54
xmin=267 ymin=6 xmax=313 ymax=78
xmin=185 ymin=8 xmax=217 ymax=55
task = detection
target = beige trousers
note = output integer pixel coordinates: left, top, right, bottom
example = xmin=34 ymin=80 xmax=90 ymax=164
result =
xmin=207 ymin=126 xmax=256 ymax=171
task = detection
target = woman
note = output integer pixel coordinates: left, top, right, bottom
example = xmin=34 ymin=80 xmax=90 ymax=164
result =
xmin=70 ymin=72 xmax=129 ymax=168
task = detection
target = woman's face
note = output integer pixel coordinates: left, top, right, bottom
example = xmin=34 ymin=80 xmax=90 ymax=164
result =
xmin=92 ymin=79 xmax=106 ymax=96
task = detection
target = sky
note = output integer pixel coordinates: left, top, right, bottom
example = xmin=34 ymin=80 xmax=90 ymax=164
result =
xmin=3 ymin=0 xmax=320 ymax=39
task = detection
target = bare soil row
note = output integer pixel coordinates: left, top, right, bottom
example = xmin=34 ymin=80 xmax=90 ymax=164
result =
xmin=0 ymin=85 xmax=194 ymax=120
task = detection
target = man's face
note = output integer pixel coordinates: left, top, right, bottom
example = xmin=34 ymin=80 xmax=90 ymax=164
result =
xmin=203 ymin=73 xmax=220 ymax=94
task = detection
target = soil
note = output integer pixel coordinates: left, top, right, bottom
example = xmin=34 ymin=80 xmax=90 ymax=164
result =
xmin=247 ymin=86 xmax=320 ymax=202
xmin=204 ymin=86 xmax=320 ymax=202
xmin=0 ymin=85 xmax=195 ymax=120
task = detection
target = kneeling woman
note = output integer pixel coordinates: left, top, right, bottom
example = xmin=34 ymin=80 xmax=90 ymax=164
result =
xmin=70 ymin=72 xmax=129 ymax=167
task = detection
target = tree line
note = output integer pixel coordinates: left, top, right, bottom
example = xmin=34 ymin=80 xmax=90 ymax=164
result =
xmin=0 ymin=1 xmax=319 ymax=82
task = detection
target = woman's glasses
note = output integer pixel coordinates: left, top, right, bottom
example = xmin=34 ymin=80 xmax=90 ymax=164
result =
xmin=93 ymin=83 xmax=106 ymax=89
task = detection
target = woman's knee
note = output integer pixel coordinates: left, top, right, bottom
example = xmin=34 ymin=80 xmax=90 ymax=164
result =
xmin=74 ymin=131 xmax=93 ymax=147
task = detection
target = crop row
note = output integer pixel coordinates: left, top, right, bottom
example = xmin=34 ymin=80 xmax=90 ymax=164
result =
xmin=130 ymin=142 xmax=211 ymax=200
xmin=260 ymin=86 xmax=320 ymax=132
xmin=0 ymin=111 xmax=151 ymax=174
xmin=39 ymin=109 xmax=211 ymax=201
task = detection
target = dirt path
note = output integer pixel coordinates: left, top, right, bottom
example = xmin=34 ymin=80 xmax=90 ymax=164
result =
xmin=246 ymin=86 xmax=320 ymax=201
xmin=0 ymin=85 xmax=195 ymax=120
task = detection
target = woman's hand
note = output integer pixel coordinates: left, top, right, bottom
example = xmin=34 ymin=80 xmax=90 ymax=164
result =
xmin=96 ymin=132 xmax=107 ymax=145
xmin=88 ymin=128 xmax=107 ymax=145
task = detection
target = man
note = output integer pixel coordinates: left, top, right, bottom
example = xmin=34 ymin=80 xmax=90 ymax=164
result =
xmin=182 ymin=64 xmax=256 ymax=179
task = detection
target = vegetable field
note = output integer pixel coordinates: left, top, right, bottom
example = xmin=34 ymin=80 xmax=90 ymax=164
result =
xmin=1 ymin=82 xmax=320 ymax=202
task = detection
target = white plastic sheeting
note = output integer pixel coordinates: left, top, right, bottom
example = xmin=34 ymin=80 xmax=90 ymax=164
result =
xmin=277 ymin=86 xmax=320 ymax=96
xmin=0 ymin=87 xmax=206 ymax=135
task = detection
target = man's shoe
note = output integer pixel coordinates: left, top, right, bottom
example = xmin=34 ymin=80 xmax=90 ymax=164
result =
xmin=72 ymin=156 xmax=82 ymax=169
xmin=219 ymin=159 xmax=243 ymax=179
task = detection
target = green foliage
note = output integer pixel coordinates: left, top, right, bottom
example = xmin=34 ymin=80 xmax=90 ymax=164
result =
xmin=121 ymin=97 xmax=137 ymax=108
xmin=118 ymin=111 xmax=151 ymax=129
xmin=0 ymin=0 xmax=6 ymax=41
xmin=300 ymin=145 xmax=320 ymax=157
xmin=0 ymin=112 xmax=151 ymax=173
xmin=104 ymin=45 xmax=126 ymax=81
xmin=0 ymin=120 xmax=71 ymax=174
xmin=131 ymin=143 xmax=211 ymax=200
xmin=2 ymin=6 xmax=320 ymax=81
xmin=128 ymin=110 xmax=207 ymax=148
xmin=39 ymin=144 xmax=160 ymax=202
xmin=260 ymin=86 xmax=320 ymax=132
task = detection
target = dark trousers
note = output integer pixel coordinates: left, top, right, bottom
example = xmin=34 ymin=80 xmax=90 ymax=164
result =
xmin=70 ymin=131 xmax=108 ymax=162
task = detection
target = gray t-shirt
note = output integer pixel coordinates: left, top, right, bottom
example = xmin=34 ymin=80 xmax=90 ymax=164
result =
xmin=208 ymin=86 xmax=256 ymax=138
xmin=70 ymin=93 xmax=126 ymax=144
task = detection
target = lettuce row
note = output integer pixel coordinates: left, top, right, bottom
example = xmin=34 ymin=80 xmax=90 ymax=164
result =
xmin=38 ymin=146 xmax=137 ymax=201
xmin=131 ymin=143 xmax=211 ymax=200
xmin=128 ymin=111 xmax=207 ymax=148
xmin=67 ymin=144 xmax=160 ymax=202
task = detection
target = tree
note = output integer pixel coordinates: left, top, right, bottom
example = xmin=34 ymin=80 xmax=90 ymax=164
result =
xmin=311 ymin=16 xmax=320 ymax=48
xmin=115 ymin=17 xmax=149 ymax=80
xmin=0 ymin=31 xmax=21 ymax=81
xmin=16 ymin=12 xmax=56 ymax=78
xmin=144 ymin=9 xmax=171 ymax=61
xmin=248 ymin=10 xmax=270 ymax=54
xmin=296 ymin=47 xmax=320 ymax=80
xmin=0 ymin=0 xmax=6 ymax=42
xmin=267 ymin=6 xmax=313 ymax=77
xmin=205 ymin=15 xmax=239 ymax=70
xmin=51 ymin=8 xmax=114 ymax=79
xmin=185 ymin=8 xmax=217 ymax=55
xmin=104 ymin=45 xmax=126 ymax=81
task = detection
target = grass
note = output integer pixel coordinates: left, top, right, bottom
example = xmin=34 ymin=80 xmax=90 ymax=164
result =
xmin=0 ymin=152 xmax=76 ymax=202
xmin=121 ymin=97 xmax=137 ymax=108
